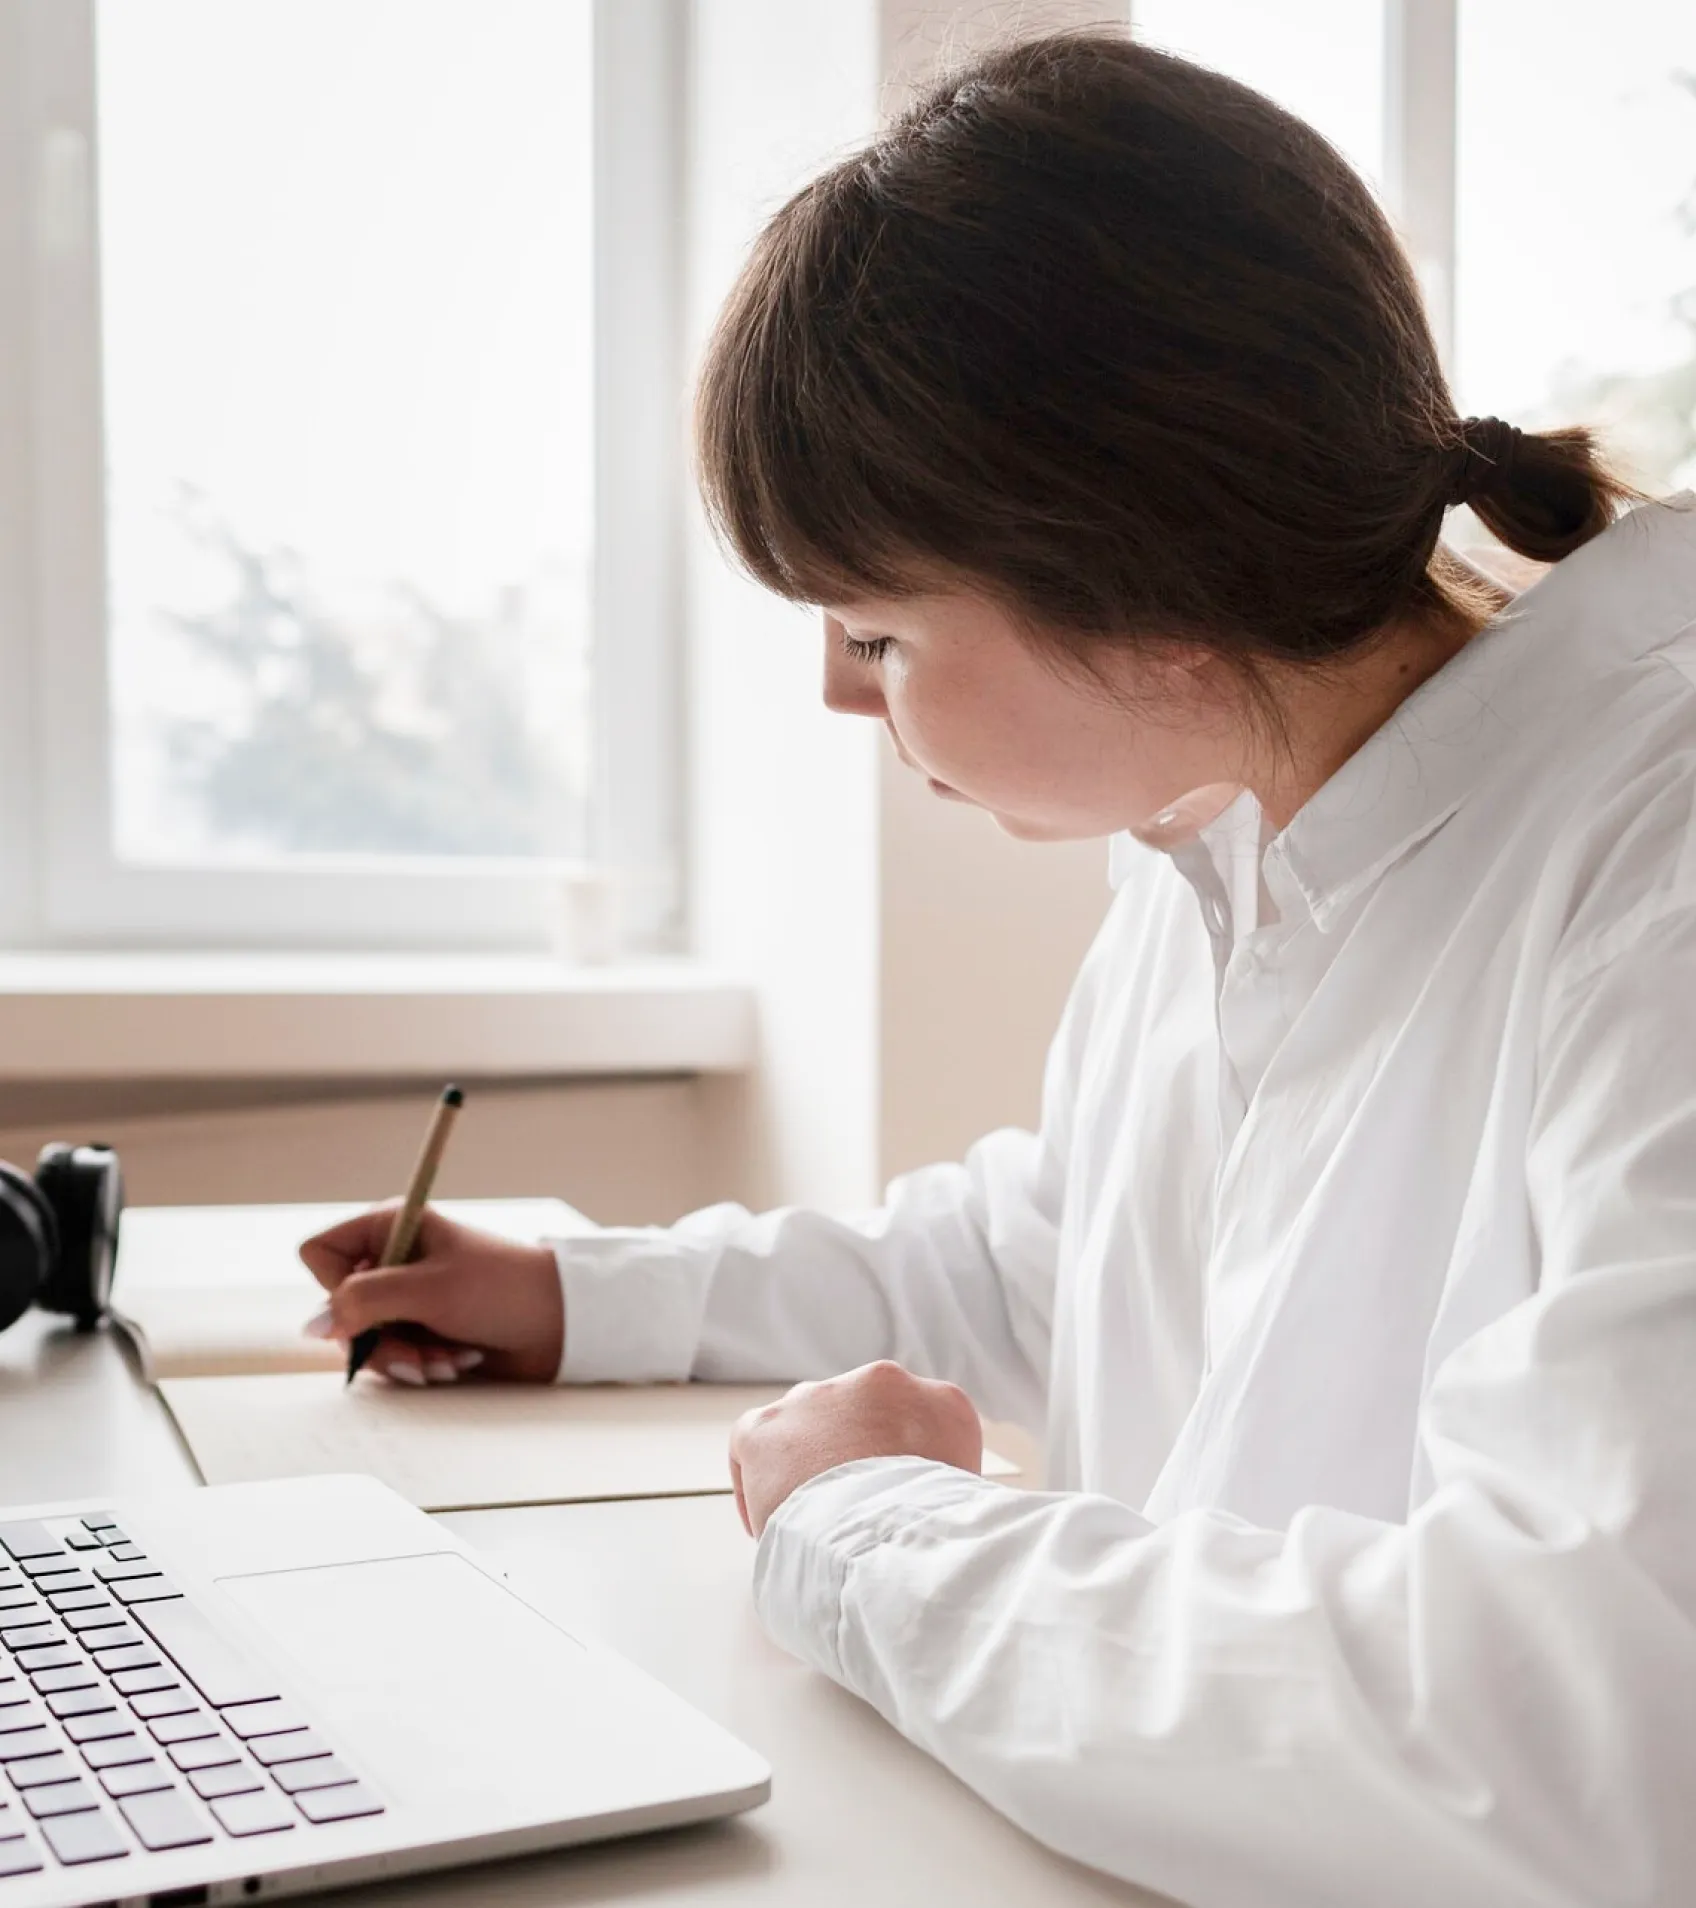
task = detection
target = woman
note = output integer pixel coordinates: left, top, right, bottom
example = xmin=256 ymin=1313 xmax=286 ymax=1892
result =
xmin=307 ymin=31 xmax=1696 ymax=1907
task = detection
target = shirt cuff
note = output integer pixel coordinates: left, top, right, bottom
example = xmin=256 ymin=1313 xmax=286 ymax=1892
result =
xmin=752 ymin=1454 xmax=1006 ymax=1683
xmin=549 ymin=1222 xmax=721 ymax=1384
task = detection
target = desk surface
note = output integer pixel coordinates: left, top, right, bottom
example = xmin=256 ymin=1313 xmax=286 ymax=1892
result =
xmin=0 ymin=1312 xmax=1166 ymax=1907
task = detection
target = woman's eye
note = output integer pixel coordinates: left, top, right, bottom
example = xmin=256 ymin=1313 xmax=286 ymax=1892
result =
xmin=842 ymin=634 xmax=893 ymax=663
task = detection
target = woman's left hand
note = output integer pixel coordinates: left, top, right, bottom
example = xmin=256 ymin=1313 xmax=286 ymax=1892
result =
xmin=729 ymin=1360 xmax=983 ymax=1538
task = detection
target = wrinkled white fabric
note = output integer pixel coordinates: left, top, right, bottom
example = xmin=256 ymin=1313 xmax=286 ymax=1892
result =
xmin=555 ymin=493 xmax=1696 ymax=1907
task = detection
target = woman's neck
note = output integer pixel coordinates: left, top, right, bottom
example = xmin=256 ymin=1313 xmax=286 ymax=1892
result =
xmin=1254 ymin=555 xmax=1516 ymax=834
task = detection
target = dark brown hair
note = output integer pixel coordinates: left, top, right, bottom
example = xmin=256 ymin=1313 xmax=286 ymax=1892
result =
xmin=693 ymin=28 xmax=1645 ymax=742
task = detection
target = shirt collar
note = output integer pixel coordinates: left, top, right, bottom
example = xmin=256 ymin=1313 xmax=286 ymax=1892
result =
xmin=1109 ymin=490 xmax=1696 ymax=928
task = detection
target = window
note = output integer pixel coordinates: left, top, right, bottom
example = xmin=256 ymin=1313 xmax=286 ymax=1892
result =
xmin=1133 ymin=0 xmax=1696 ymax=497
xmin=0 ymin=0 xmax=681 ymax=952
xmin=1453 ymin=1 xmax=1696 ymax=494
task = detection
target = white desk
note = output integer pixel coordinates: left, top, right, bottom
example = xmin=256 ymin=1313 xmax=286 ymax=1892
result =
xmin=0 ymin=1311 xmax=1170 ymax=1907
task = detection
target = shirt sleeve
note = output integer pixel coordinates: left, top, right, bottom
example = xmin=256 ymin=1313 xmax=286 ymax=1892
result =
xmin=547 ymin=885 xmax=1121 ymax=1430
xmin=749 ymin=901 xmax=1696 ymax=1908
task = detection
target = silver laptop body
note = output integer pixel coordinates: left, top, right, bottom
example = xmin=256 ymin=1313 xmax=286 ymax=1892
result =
xmin=0 ymin=1472 xmax=770 ymax=1906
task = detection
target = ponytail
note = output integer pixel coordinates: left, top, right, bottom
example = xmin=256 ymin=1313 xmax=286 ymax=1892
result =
xmin=1444 ymin=417 xmax=1647 ymax=566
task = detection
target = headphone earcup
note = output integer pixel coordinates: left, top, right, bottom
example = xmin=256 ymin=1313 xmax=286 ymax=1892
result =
xmin=34 ymin=1143 xmax=123 ymax=1331
xmin=0 ymin=1162 xmax=56 ymax=1335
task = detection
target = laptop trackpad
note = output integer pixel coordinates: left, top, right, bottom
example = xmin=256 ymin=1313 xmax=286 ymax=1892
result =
xmin=218 ymin=1551 xmax=707 ymax=1822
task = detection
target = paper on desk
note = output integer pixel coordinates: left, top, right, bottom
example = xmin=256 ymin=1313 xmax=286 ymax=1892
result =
xmin=112 ymin=1198 xmax=588 ymax=1382
xmin=158 ymin=1371 xmax=1020 ymax=1511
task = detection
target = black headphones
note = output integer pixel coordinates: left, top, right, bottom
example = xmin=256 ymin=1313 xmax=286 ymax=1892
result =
xmin=0 ymin=1144 xmax=124 ymax=1335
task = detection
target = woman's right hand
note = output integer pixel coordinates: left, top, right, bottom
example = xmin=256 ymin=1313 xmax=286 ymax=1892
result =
xmin=298 ymin=1203 xmax=565 ymax=1386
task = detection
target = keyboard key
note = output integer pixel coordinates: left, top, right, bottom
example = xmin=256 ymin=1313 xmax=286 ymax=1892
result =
xmin=211 ymin=1788 xmax=296 ymax=1837
xmin=13 ymin=1646 xmax=75 ymax=1673
xmin=31 ymin=1572 xmax=91 ymax=1597
xmin=0 ymin=1729 xmax=53 ymax=1761
xmin=119 ymin=1786 xmax=214 ymax=1851
xmin=0 ymin=1627 xmax=56 ymax=1654
xmin=24 ymin=1778 xmax=96 ymax=1818
xmin=111 ymin=1667 xmax=178 ymax=1697
xmin=112 ymin=1579 xmax=181 ymax=1607
xmin=90 ymin=1557 xmax=160 ymax=1585
xmin=128 ymin=1688 xmax=195 ymax=1721
xmin=0 ymin=1835 xmax=42 ymax=1878
xmin=80 ymin=1733 xmax=150 ymax=1770
xmin=64 ymin=1530 xmax=105 ymax=1552
xmin=47 ymin=1587 xmax=109 ymax=1614
xmin=105 ymin=1545 xmax=146 ymax=1565
xmin=167 ymin=1738 xmax=238 ymax=1774
xmin=222 ymin=1699 xmax=308 ymax=1741
xmin=295 ymin=1781 xmax=382 ymax=1825
xmin=79 ymin=1517 xmax=117 ymax=1535
xmin=100 ymin=1760 xmax=173 ymax=1799
xmin=59 ymin=1606 xmax=120 ymax=1634
xmin=188 ymin=1761 xmax=260 ymax=1801
xmin=91 ymin=1644 xmax=159 ymax=1676
xmin=46 ymin=1689 xmax=118 ymax=1721
xmin=149 ymin=1711 xmax=216 ymax=1747
xmin=135 ymin=1601 xmax=277 ymax=1708
xmin=71 ymin=1622 xmax=136 ymax=1650
xmin=249 ymin=1729 xmax=329 ymax=1768
xmin=38 ymin=1806 xmax=129 ymax=1864
xmin=30 ymin=1665 xmax=97 ymax=1694
xmin=0 ymin=1590 xmax=36 ymax=1615
xmin=94 ymin=1528 xmax=128 ymax=1548
xmin=62 ymin=1712 xmax=133 ymax=1745
xmin=17 ymin=1556 xmax=69 ymax=1579
xmin=0 ymin=1525 xmax=60 ymax=1562
xmin=7 ymin=1752 xmax=77 ymax=1789
xmin=272 ymin=1755 xmax=353 ymax=1795
xmin=0 ymin=1687 xmax=27 ymax=1713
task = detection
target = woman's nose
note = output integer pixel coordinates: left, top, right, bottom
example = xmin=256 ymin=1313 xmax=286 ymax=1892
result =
xmin=821 ymin=619 xmax=888 ymax=718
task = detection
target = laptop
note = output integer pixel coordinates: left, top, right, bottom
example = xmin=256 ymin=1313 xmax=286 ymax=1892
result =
xmin=0 ymin=1472 xmax=771 ymax=1906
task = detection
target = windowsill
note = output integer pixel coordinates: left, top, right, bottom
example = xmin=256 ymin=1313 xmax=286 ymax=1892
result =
xmin=0 ymin=953 xmax=756 ymax=1081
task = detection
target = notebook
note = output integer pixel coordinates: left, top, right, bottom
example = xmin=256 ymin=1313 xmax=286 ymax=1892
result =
xmin=113 ymin=1200 xmax=1019 ymax=1512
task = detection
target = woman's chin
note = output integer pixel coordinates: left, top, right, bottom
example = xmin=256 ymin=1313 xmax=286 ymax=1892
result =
xmin=989 ymin=809 xmax=1094 ymax=843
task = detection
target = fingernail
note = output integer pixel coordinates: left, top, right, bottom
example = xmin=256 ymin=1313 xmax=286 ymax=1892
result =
xmin=451 ymin=1349 xmax=485 ymax=1371
xmin=424 ymin=1358 xmax=459 ymax=1384
xmin=387 ymin=1360 xmax=426 ymax=1387
xmin=303 ymin=1309 xmax=336 ymax=1340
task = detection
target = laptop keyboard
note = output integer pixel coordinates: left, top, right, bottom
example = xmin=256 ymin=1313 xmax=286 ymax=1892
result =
xmin=0 ymin=1515 xmax=383 ymax=1878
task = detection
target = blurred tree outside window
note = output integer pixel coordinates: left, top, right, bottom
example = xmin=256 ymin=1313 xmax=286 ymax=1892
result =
xmin=97 ymin=0 xmax=595 ymax=868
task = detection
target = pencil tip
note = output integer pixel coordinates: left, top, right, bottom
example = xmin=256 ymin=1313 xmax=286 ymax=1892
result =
xmin=442 ymin=1084 xmax=464 ymax=1106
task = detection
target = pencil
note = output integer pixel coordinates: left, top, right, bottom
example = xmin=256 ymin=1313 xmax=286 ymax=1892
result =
xmin=345 ymin=1084 xmax=465 ymax=1386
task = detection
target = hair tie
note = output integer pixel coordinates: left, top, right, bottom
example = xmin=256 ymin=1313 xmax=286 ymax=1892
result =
xmin=1447 ymin=415 xmax=1524 ymax=508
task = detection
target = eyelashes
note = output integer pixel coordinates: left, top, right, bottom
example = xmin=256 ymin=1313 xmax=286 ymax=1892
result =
xmin=841 ymin=634 xmax=894 ymax=663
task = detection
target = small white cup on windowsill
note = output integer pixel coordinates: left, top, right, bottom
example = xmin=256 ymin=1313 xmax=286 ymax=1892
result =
xmin=546 ymin=865 xmax=623 ymax=965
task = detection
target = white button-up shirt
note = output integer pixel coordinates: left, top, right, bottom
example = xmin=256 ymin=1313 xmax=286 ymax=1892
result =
xmin=556 ymin=492 xmax=1696 ymax=1908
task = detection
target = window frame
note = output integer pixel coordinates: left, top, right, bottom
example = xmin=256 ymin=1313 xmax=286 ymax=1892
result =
xmin=1382 ymin=0 xmax=1458 ymax=373
xmin=0 ymin=0 xmax=683 ymax=954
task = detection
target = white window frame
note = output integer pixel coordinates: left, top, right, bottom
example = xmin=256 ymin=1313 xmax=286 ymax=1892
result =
xmin=1382 ymin=0 xmax=1458 ymax=376
xmin=0 ymin=0 xmax=683 ymax=953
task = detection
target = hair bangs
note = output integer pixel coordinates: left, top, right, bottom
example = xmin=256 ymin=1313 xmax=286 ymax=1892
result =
xmin=693 ymin=170 xmax=945 ymax=609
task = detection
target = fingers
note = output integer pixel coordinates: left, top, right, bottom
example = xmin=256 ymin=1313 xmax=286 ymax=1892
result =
xmin=298 ymin=1202 xmax=403 ymax=1290
xmin=348 ymin=1329 xmax=485 ymax=1388
xmin=327 ymin=1261 xmax=457 ymax=1343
